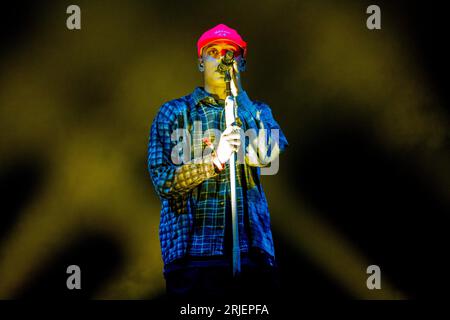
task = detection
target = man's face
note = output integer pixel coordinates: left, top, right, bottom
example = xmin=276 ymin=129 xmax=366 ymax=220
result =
xmin=200 ymin=41 xmax=243 ymax=87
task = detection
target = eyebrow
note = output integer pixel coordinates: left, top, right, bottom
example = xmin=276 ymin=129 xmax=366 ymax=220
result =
xmin=206 ymin=44 xmax=239 ymax=50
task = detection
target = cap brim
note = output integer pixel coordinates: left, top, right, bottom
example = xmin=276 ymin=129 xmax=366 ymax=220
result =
xmin=198 ymin=39 xmax=246 ymax=57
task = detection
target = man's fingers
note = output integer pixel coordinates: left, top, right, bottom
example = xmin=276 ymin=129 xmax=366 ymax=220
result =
xmin=222 ymin=126 xmax=234 ymax=135
xmin=220 ymin=125 xmax=242 ymax=153
xmin=222 ymin=126 xmax=241 ymax=136
xmin=227 ymin=139 xmax=241 ymax=146
xmin=228 ymin=139 xmax=241 ymax=153
xmin=223 ymin=132 xmax=240 ymax=140
xmin=231 ymin=125 xmax=241 ymax=133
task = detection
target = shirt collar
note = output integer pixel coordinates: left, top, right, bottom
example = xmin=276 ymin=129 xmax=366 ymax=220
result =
xmin=190 ymin=86 xmax=253 ymax=109
xmin=191 ymin=87 xmax=222 ymax=106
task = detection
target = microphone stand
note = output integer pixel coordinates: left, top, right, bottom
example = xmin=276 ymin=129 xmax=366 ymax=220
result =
xmin=224 ymin=68 xmax=241 ymax=277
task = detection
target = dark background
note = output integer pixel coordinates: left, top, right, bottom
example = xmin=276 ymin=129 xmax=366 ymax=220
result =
xmin=0 ymin=0 xmax=448 ymax=300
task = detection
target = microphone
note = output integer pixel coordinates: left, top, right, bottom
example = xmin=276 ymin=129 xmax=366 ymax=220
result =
xmin=217 ymin=50 xmax=235 ymax=74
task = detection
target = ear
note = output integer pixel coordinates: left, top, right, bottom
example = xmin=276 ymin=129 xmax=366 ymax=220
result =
xmin=238 ymin=58 xmax=246 ymax=72
xmin=198 ymin=58 xmax=205 ymax=72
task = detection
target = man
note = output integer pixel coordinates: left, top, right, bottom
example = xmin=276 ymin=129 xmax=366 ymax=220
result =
xmin=148 ymin=24 xmax=288 ymax=301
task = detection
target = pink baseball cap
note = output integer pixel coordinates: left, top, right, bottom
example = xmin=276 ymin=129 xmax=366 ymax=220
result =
xmin=197 ymin=24 xmax=247 ymax=58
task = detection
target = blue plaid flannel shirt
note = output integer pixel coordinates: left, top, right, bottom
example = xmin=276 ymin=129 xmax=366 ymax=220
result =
xmin=148 ymin=87 xmax=288 ymax=269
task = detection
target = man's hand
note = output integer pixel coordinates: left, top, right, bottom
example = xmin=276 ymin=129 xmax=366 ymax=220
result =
xmin=229 ymin=60 xmax=243 ymax=96
xmin=216 ymin=125 xmax=241 ymax=164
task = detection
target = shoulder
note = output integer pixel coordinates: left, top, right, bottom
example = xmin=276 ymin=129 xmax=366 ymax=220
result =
xmin=250 ymin=100 xmax=275 ymax=121
xmin=154 ymin=94 xmax=191 ymax=123
xmin=249 ymin=99 xmax=282 ymax=126
xmin=252 ymin=100 xmax=272 ymax=112
xmin=238 ymin=91 xmax=273 ymax=116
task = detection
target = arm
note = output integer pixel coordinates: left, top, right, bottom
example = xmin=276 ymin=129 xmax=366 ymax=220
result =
xmin=148 ymin=103 xmax=218 ymax=199
xmin=236 ymin=92 xmax=289 ymax=167
xmin=229 ymin=61 xmax=288 ymax=167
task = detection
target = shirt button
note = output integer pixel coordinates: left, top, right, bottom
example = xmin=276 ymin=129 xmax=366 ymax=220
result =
xmin=219 ymin=201 xmax=224 ymax=206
